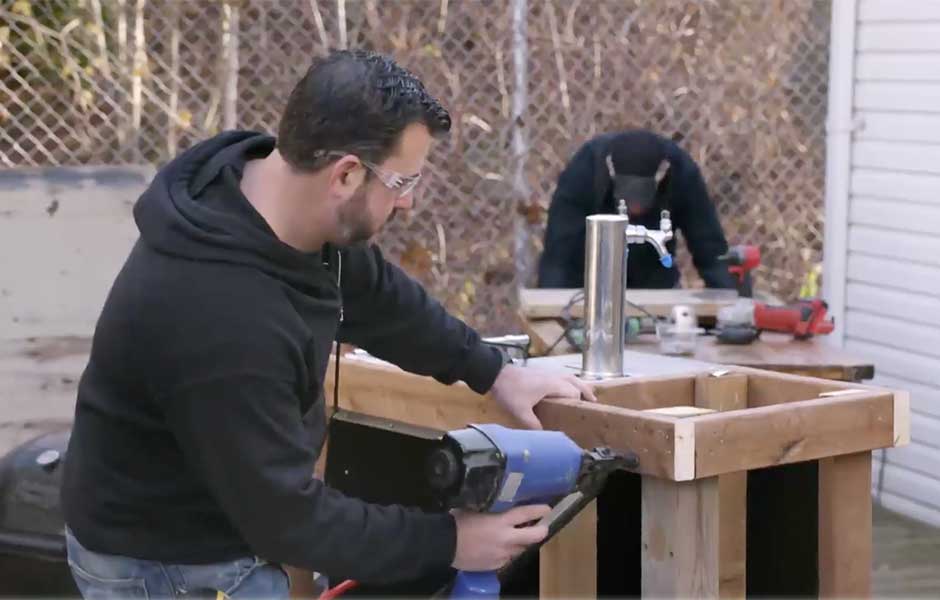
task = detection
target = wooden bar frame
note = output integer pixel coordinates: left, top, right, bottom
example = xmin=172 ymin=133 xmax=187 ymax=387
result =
xmin=316 ymin=353 xmax=909 ymax=599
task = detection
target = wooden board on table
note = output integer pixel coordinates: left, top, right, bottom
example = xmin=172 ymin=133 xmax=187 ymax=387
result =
xmin=519 ymin=288 xmax=739 ymax=320
xmin=627 ymin=332 xmax=875 ymax=382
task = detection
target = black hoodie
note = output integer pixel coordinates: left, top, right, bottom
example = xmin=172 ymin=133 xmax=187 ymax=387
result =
xmin=61 ymin=131 xmax=504 ymax=583
xmin=537 ymin=131 xmax=735 ymax=290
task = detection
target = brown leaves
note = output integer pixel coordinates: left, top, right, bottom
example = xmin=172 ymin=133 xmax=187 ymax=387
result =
xmin=398 ymin=240 xmax=433 ymax=279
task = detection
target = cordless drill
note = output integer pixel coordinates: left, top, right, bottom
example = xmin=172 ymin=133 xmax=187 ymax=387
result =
xmin=717 ymin=244 xmax=760 ymax=297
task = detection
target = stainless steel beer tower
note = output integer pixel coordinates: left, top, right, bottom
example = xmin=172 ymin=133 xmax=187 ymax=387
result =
xmin=581 ymin=209 xmax=673 ymax=379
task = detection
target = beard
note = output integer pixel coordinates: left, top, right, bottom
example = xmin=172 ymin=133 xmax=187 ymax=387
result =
xmin=336 ymin=185 xmax=376 ymax=245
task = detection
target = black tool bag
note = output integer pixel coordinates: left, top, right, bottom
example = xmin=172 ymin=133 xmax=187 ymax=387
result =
xmin=0 ymin=422 xmax=78 ymax=595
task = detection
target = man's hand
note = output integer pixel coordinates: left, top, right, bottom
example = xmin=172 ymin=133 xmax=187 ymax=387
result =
xmin=489 ymin=364 xmax=597 ymax=430
xmin=452 ymin=504 xmax=551 ymax=571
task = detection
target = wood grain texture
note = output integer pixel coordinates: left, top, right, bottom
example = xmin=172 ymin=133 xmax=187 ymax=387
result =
xmin=642 ymin=476 xmax=720 ymax=598
xmin=595 ymin=374 xmax=697 ymax=411
xmin=539 ymin=499 xmax=597 ymax=599
xmin=628 ymin=333 xmax=874 ymax=382
xmin=693 ymin=393 xmax=895 ymax=477
xmin=329 ymin=354 xmax=685 ymax=480
xmin=819 ymin=452 xmax=873 ymax=597
xmin=521 ymin=318 xmax=874 ymax=382
xmin=695 ymin=373 xmax=748 ymax=599
xmin=519 ymin=288 xmax=738 ymax=319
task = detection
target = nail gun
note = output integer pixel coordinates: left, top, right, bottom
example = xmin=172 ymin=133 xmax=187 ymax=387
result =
xmin=320 ymin=414 xmax=638 ymax=600
xmin=716 ymin=297 xmax=835 ymax=344
xmin=427 ymin=425 xmax=637 ymax=599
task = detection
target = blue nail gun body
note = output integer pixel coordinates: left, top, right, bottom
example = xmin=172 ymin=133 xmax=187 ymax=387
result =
xmin=426 ymin=425 xmax=636 ymax=599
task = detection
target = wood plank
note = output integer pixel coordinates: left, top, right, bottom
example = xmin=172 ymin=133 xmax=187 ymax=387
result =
xmin=539 ymin=499 xmax=597 ymax=599
xmin=518 ymin=315 xmax=575 ymax=356
xmin=528 ymin=330 xmax=874 ymax=382
xmin=528 ymin=348 xmax=716 ymax=379
xmin=858 ymin=23 xmax=940 ymax=51
xmin=819 ymin=452 xmax=873 ymax=597
xmin=856 ymin=112 xmax=940 ymax=145
xmin=847 ymin=254 xmax=940 ymax=297
xmin=846 ymin=283 xmax=940 ymax=328
xmin=744 ymin=369 xmax=847 ymax=407
xmin=625 ymin=334 xmax=873 ymax=382
xmin=329 ymin=354 xmax=688 ymax=480
xmin=850 ymin=197 xmax=940 ymax=236
xmin=519 ymin=288 xmax=738 ymax=320
xmin=594 ymin=374 xmax=697 ymax=411
xmin=641 ymin=476 xmax=719 ymax=598
xmin=855 ymin=82 xmax=940 ymax=113
xmin=848 ymin=225 xmax=940 ymax=267
xmin=856 ymin=53 xmax=940 ymax=81
xmin=693 ymin=393 xmax=896 ymax=478
xmin=695 ymin=373 xmax=748 ymax=599
xmin=851 ymin=169 xmax=940 ymax=206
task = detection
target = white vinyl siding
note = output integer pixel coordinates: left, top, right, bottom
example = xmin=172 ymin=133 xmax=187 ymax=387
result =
xmin=840 ymin=0 xmax=940 ymax=526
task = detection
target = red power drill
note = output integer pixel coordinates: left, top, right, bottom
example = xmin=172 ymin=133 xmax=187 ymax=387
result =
xmin=717 ymin=245 xmax=761 ymax=297
xmin=716 ymin=298 xmax=835 ymax=344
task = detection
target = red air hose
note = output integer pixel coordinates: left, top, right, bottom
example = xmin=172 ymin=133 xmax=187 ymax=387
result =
xmin=319 ymin=579 xmax=358 ymax=600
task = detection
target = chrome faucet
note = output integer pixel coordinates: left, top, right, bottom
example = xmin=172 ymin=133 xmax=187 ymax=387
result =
xmin=618 ymin=200 xmax=674 ymax=268
xmin=581 ymin=206 xmax=674 ymax=379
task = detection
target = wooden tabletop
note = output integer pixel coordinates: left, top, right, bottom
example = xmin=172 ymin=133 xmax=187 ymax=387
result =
xmin=520 ymin=319 xmax=875 ymax=382
xmin=519 ymin=287 xmax=740 ymax=319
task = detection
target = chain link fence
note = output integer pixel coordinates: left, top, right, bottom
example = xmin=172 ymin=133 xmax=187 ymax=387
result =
xmin=1 ymin=0 xmax=831 ymax=334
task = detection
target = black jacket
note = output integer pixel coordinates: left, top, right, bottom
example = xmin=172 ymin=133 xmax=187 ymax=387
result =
xmin=537 ymin=132 xmax=735 ymax=289
xmin=62 ymin=131 xmax=503 ymax=583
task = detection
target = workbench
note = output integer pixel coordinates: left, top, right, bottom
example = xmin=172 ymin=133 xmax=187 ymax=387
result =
xmin=323 ymin=348 xmax=908 ymax=599
xmin=523 ymin=319 xmax=875 ymax=382
xmin=518 ymin=287 xmax=874 ymax=382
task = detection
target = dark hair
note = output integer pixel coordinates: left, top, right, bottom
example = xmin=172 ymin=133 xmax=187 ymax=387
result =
xmin=277 ymin=50 xmax=452 ymax=172
xmin=609 ymin=129 xmax=666 ymax=176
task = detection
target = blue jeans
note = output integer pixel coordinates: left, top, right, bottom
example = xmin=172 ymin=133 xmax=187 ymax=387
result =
xmin=66 ymin=529 xmax=290 ymax=599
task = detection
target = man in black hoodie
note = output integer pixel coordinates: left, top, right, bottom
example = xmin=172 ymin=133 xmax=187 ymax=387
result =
xmin=537 ymin=129 xmax=736 ymax=290
xmin=62 ymin=50 xmax=595 ymax=598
